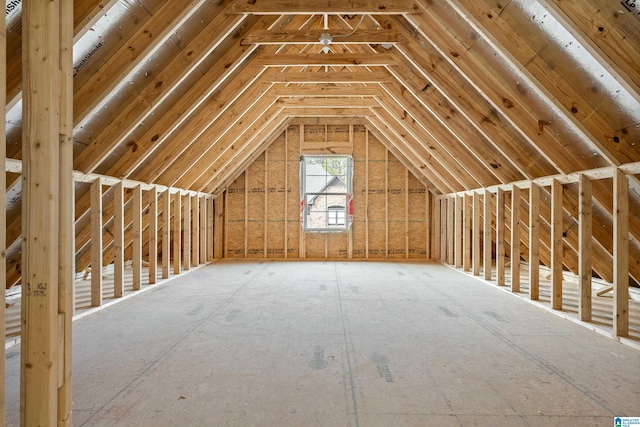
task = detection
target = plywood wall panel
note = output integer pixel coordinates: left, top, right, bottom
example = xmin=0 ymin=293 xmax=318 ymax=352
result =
xmin=247 ymin=153 xmax=265 ymax=258
xmin=388 ymin=157 xmax=406 ymax=259
xmin=408 ymin=173 xmax=427 ymax=258
xmin=225 ymin=172 xmax=245 ymax=258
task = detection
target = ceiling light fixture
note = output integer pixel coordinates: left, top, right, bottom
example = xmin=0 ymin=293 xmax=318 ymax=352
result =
xmin=319 ymin=32 xmax=332 ymax=53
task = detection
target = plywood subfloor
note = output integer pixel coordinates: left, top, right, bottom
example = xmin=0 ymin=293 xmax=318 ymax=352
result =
xmin=5 ymin=261 xmax=639 ymax=426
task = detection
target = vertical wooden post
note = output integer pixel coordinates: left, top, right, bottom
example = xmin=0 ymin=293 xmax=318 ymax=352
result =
xmin=447 ymin=196 xmax=454 ymax=264
xmin=207 ymin=197 xmax=214 ymax=261
xmin=529 ymin=183 xmax=540 ymax=300
xmin=472 ymin=191 xmax=481 ymax=276
xmin=191 ymin=195 xmax=199 ymax=266
xmin=454 ymin=195 xmax=462 ymax=268
xmin=433 ymin=197 xmax=441 ymax=261
xmin=173 ymin=192 xmax=182 ymax=275
xmin=440 ymin=199 xmax=447 ymax=262
xmin=551 ymin=180 xmax=563 ymax=310
xmin=214 ymin=196 xmax=224 ymax=259
xmin=113 ymin=183 xmax=124 ymax=298
xmin=496 ymin=188 xmax=505 ymax=286
xmin=463 ymin=193 xmax=471 ymax=272
xmin=21 ymin=0 xmax=61 ymax=422
xmin=613 ymin=170 xmax=629 ymax=336
xmin=162 ymin=189 xmax=171 ymax=279
xmin=483 ymin=190 xmax=493 ymax=281
xmin=425 ymin=191 xmax=431 ymax=259
xmin=405 ymin=169 xmax=409 ymax=259
xmin=200 ymin=196 xmax=207 ymax=264
xmin=183 ymin=194 xmax=191 ymax=270
xmin=90 ymin=179 xmax=103 ymax=307
xmin=132 ymin=185 xmax=142 ymax=291
xmin=365 ymin=130 xmax=369 ymax=260
xmin=0 ymin=5 xmax=4 ymax=422
xmin=148 ymin=187 xmax=158 ymax=284
xmin=578 ymin=175 xmax=592 ymax=321
xmin=385 ymin=150 xmax=389 ymax=259
xmin=511 ymin=186 xmax=521 ymax=292
xmin=58 ymin=0 xmax=74 ymax=421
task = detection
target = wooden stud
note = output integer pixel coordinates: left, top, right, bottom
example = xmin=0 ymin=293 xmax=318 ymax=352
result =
xmin=207 ymin=197 xmax=214 ymax=261
xmin=148 ymin=187 xmax=158 ymax=284
xmin=440 ymin=199 xmax=447 ymax=262
xmin=214 ymin=196 xmax=224 ymax=259
xmin=496 ymin=188 xmax=506 ymax=286
xmin=91 ymin=179 xmax=103 ymax=307
xmin=162 ymin=189 xmax=171 ymax=279
xmin=245 ymin=170 xmax=249 ymax=259
xmin=433 ymin=197 xmax=441 ymax=261
xmin=132 ymin=185 xmax=142 ymax=291
xmin=613 ymin=170 xmax=629 ymax=337
xmin=447 ymin=196 xmax=455 ymax=265
xmin=551 ymin=180 xmax=564 ymax=310
xmin=200 ymin=196 xmax=207 ymax=264
xmin=0 ymin=5 xmax=5 ymax=423
xmin=173 ymin=192 xmax=182 ymax=275
xmin=385 ymin=149 xmax=389 ymax=259
xmin=463 ymin=193 xmax=471 ymax=272
xmin=472 ymin=191 xmax=481 ymax=276
xmin=264 ymin=150 xmax=269 ymax=258
xmin=454 ymin=195 xmax=463 ymax=268
xmin=578 ymin=174 xmax=592 ymax=322
xmin=483 ymin=190 xmax=493 ymax=281
xmin=21 ymin=0 xmax=61 ymax=421
xmin=284 ymin=128 xmax=289 ymax=259
xmin=405 ymin=169 xmax=410 ymax=259
xmin=365 ymin=129 xmax=370 ymax=259
xmin=113 ymin=183 xmax=124 ymax=298
xmin=425 ymin=191 xmax=431 ymax=259
xmin=183 ymin=194 xmax=191 ymax=271
xmin=224 ymin=190 xmax=229 ymax=259
xmin=191 ymin=195 xmax=199 ymax=267
xmin=58 ymin=0 xmax=74 ymax=421
xmin=529 ymin=183 xmax=540 ymax=300
xmin=511 ymin=186 xmax=521 ymax=292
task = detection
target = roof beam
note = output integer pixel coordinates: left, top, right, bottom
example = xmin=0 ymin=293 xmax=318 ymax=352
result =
xmin=278 ymin=97 xmax=379 ymax=108
xmin=273 ymin=86 xmax=381 ymax=97
xmin=256 ymin=53 xmax=395 ymax=66
xmin=268 ymin=71 xmax=391 ymax=83
xmin=227 ymin=0 xmax=422 ymax=15
xmin=242 ymin=29 xmax=402 ymax=45
xmin=281 ymin=107 xmax=373 ymax=117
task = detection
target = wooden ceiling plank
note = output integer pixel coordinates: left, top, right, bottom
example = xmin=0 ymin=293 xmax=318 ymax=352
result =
xmin=155 ymin=87 xmax=281 ymax=187
xmin=269 ymin=71 xmax=391 ymax=83
xmin=241 ymin=29 xmax=402 ymax=45
xmin=382 ymin=68 xmax=524 ymax=184
xmin=195 ymin=111 xmax=290 ymax=193
xmin=278 ymin=97 xmax=379 ymax=108
xmin=381 ymin=20 xmax=557 ymax=178
xmin=256 ymin=53 xmax=395 ymax=66
xmin=452 ymin=0 xmax=640 ymax=164
xmin=73 ymin=0 xmax=215 ymax=128
xmin=274 ymin=85 xmax=381 ymax=97
xmin=368 ymin=113 xmax=464 ymax=192
xmin=364 ymin=121 xmax=442 ymax=193
xmin=544 ymin=0 xmax=640 ymax=96
xmin=5 ymin=0 xmax=120 ymax=112
xmin=227 ymin=0 xmax=422 ymax=15
xmin=73 ymin=14 xmax=258 ymax=173
xmin=371 ymin=105 xmax=481 ymax=190
xmin=377 ymin=83 xmax=505 ymax=187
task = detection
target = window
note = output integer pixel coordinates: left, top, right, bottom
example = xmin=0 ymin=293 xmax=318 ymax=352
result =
xmin=300 ymin=155 xmax=353 ymax=231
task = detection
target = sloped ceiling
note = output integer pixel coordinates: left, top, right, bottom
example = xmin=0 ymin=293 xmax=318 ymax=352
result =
xmin=4 ymin=0 xmax=640 ymax=286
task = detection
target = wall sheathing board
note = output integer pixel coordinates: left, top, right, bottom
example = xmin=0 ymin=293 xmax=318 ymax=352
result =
xmin=408 ymin=174 xmax=427 ymax=258
xmin=367 ymin=132 xmax=387 ymax=259
xmin=247 ymin=153 xmax=265 ymax=258
xmin=286 ymin=126 xmax=300 ymax=258
xmin=225 ymin=172 xmax=245 ymax=258
xmin=388 ymin=157 xmax=406 ymax=259
xmin=352 ymin=126 xmax=367 ymax=259
xmin=221 ymin=125 xmax=430 ymax=261
xmin=267 ymin=134 xmax=287 ymax=258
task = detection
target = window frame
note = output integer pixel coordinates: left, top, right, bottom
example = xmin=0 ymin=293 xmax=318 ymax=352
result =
xmin=300 ymin=155 xmax=353 ymax=232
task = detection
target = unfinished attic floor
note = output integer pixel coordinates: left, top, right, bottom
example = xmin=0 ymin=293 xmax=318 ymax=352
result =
xmin=5 ymin=261 xmax=639 ymax=426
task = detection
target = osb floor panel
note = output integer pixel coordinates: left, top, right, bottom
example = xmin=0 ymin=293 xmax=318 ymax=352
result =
xmin=5 ymin=261 xmax=639 ymax=426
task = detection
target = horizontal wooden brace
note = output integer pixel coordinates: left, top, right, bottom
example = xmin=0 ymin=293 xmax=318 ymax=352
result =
xmin=227 ymin=1 xmax=422 ymax=15
xmin=241 ymin=29 xmax=402 ymax=45
xmin=439 ymin=161 xmax=640 ymax=198
xmin=256 ymin=53 xmax=395 ymax=67
xmin=268 ymin=71 xmax=391 ymax=83
xmin=273 ymin=86 xmax=381 ymax=97
xmin=277 ymin=97 xmax=379 ymax=108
